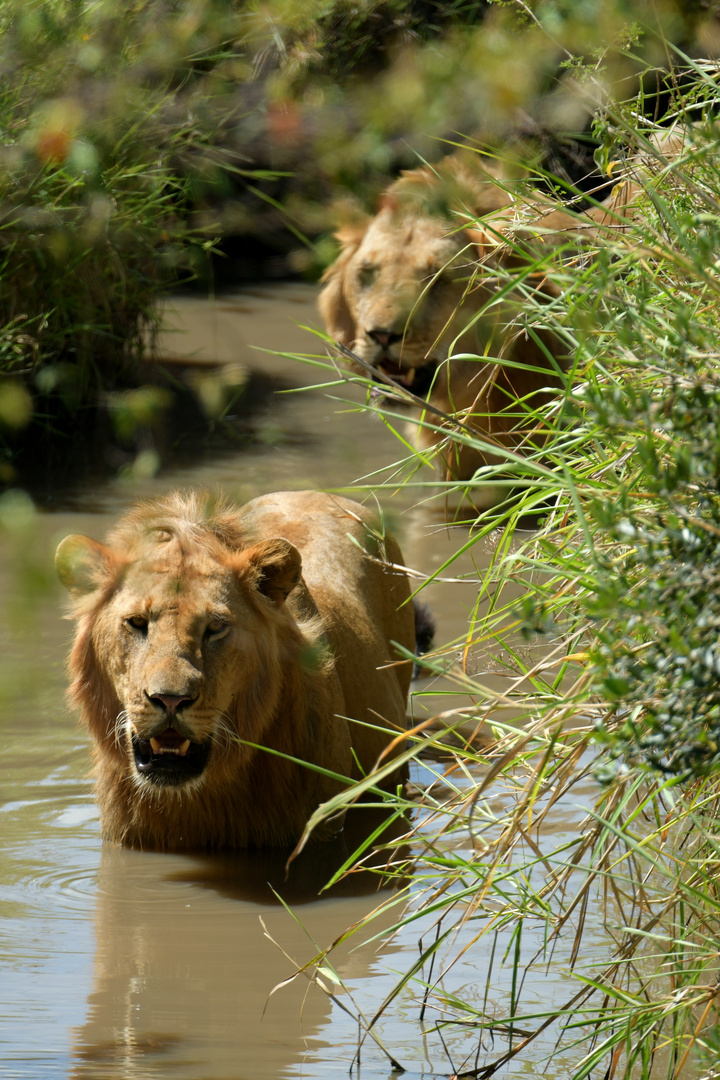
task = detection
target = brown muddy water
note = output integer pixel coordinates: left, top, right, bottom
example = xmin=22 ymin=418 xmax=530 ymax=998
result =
xmin=0 ymin=284 xmax=603 ymax=1080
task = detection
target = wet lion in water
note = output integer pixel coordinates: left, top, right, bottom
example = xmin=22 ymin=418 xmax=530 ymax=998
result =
xmin=55 ymin=490 xmax=414 ymax=850
xmin=319 ymin=154 xmax=595 ymax=503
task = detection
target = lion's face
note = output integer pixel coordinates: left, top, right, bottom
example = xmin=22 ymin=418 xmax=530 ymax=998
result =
xmin=97 ymin=541 xmax=250 ymax=789
xmin=58 ymin=525 xmax=301 ymax=795
xmin=319 ymin=158 xmax=591 ymax=490
xmin=320 ymin=207 xmax=485 ymax=398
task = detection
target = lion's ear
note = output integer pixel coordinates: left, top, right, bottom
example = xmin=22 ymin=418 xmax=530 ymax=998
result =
xmin=243 ymin=538 xmax=302 ymax=605
xmin=318 ymin=223 xmax=367 ymax=348
xmin=55 ymin=534 xmax=112 ymax=595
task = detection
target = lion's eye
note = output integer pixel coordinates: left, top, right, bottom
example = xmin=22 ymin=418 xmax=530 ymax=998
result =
xmin=205 ymin=618 xmax=228 ymax=640
xmin=126 ymin=615 xmax=148 ymax=633
xmin=358 ymin=265 xmax=377 ymax=288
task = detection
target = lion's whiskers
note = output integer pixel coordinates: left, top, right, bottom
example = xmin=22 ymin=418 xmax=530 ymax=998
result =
xmin=114 ymin=711 xmax=132 ymax=751
xmin=211 ymin=712 xmax=237 ymax=759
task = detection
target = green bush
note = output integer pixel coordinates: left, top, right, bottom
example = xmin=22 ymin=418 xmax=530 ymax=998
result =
xmin=567 ymin=85 xmax=720 ymax=780
xmin=0 ymin=0 xmax=243 ymax=482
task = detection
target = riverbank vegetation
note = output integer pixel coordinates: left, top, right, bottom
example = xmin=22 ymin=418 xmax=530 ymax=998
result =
xmin=0 ymin=0 xmax=247 ymax=486
xmin=286 ymin=26 xmax=720 ymax=1080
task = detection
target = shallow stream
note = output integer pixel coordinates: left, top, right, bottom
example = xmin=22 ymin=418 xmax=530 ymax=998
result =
xmin=0 ymin=284 xmax=602 ymax=1079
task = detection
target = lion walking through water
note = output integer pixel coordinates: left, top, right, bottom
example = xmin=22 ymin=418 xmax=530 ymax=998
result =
xmin=56 ymin=490 xmax=415 ymax=850
xmin=320 ymin=153 xmax=596 ymax=503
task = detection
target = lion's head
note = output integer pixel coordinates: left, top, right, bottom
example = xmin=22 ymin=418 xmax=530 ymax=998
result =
xmin=56 ymin=491 xmax=355 ymax=850
xmin=319 ymin=158 xmax=516 ymax=398
xmin=319 ymin=155 xmax=591 ymax=487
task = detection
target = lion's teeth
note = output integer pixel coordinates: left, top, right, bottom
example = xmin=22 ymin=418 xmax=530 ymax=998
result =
xmin=404 ymin=368 xmax=416 ymax=386
xmin=149 ymin=737 xmax=191 ymax=756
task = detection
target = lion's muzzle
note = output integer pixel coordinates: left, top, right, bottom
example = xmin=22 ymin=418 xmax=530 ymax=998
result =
xmin=133 ymin=693 xmax=210 ymax=786
xmin=147 ymin=691 xmax=197 ymax=717
xmin=367 ymin=328 xmax=403 ymax=350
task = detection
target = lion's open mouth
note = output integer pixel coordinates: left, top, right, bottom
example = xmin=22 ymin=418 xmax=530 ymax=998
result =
xmin=375 ymin=358 xmax=438 ymax=401
xmin=132 ymin=728 xmax=211 ymax=786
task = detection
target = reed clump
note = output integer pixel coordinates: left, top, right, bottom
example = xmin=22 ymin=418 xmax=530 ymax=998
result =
xmin=288 ymin=43 xmax=720 ymax=1080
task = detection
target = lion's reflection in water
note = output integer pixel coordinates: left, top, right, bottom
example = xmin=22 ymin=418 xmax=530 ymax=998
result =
xmin=70 ymin=808 xmax=411 ymax=1080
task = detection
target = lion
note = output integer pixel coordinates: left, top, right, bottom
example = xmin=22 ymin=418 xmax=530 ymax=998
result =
xmin=55 ymin=489 xmax=415 ymax=851
xmin=319 ymin=154 xmax=595 ymax=503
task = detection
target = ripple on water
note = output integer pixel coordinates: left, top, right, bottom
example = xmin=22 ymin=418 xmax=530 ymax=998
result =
xmin=0 ymin=787 xmax=100 ymax=917
xmin=0 ymin=786 xmax=97 ymax=1076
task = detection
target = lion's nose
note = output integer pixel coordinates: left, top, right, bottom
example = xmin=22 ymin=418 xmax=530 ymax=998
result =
xmin=146 ymin=692 xmax=196 ymax=718
xmin=367 ymin=328 xmax=403 ymax=349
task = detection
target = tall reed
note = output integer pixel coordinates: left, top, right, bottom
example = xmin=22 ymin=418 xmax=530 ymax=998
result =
xmin=288 ymin=52 xmax=720 ymax=1080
